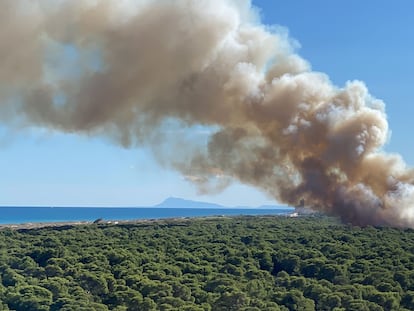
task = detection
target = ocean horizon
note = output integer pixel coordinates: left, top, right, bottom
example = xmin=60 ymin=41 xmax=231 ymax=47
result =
xmin=0 ymin=206 xmax=294 ymax=225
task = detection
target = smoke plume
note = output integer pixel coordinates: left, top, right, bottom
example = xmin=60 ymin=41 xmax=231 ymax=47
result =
xmin=1 ymin=0 xmax=414 ymax=227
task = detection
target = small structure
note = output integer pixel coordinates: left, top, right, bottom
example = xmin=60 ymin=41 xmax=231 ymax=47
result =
xmin=290 ymin=199 xmax=316 ymax=216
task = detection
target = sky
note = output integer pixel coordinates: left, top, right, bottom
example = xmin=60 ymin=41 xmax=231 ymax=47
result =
xmin=1 ymin=0 xmax=413 ymax=207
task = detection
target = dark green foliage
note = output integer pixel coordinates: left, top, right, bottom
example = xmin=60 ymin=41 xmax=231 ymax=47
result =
xmin=0 ymin=216 xmax=413 ymax=310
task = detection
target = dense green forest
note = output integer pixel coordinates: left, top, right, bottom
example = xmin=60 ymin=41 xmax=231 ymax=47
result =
xmin=0 ymin=216 xmax=413 ymax=310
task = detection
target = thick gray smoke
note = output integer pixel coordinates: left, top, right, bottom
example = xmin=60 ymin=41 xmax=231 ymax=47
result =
xmin=1 ymin=0 xmax=414 ymax=227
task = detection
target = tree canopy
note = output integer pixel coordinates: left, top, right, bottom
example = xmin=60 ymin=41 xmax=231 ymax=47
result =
xmin=0 ymin=215 xmax=413 ymax=310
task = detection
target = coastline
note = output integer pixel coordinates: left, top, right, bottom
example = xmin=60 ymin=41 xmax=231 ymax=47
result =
xmin=0 ymin=214 xmax=291 ymax=230
xmin=0 ymin=220 xmax=91 ymax=230
xmin=0 ymin=207 xmax=294 ymax=229
xmin=0 ymin=216 xmax=218 ymax=230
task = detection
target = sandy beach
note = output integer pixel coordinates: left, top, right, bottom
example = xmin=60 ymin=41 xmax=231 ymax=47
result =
xmin=0 ymin=221 xmax=92 ymax=230
xmin=0 ymin=215 xmax=231 ymax=230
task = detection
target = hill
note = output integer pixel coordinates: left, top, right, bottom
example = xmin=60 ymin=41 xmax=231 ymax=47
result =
xmin=154 ymin=197 xmax=225 ymax=208
xmin=154 ymin=197 xmax=287 ymax=209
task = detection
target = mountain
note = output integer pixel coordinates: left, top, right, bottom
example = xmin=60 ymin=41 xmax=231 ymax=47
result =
xmin=154 ymin=197 xmax=225 ymax=209
xmin=154 ymin=197 xmax=290 ymax=209
xmin=257 ymin=204 xmax=287 ymax=209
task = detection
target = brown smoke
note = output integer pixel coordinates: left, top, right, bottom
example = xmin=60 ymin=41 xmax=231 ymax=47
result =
xmin=1 ymin=0 xmax=414 ymax=227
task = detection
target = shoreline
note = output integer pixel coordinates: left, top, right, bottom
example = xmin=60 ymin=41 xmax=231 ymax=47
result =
xmin=0 ymin=216 xmax=223 ymax=230
xmin=0 ymin=220 xmax=95 ymax=230
xmin=0 ymin=218 xmax=174 ymax=230
xmin=0 ymin=207 xmax=294 ymax=230
xmin=0 ymin=214 xmax=292 ymax=231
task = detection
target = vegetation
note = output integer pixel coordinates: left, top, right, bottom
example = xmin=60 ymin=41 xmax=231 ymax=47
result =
xmin=0 ymin=216 xmax=413 ymax=310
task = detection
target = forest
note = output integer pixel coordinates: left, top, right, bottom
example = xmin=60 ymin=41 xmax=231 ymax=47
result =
xmin=0 ymin=215 xmax=413 ymax=310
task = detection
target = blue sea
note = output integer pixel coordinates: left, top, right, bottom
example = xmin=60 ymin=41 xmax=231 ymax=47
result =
xmin=0 ymin=207 xmax=294 ymax=225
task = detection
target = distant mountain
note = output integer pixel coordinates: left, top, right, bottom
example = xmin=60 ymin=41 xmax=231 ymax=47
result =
xmin=154 ymin=197 xmax=290 ymax=209
xmin=154 ymin=197 xmax=225 ymax=209
xmin=257 ymin=204 xmax=290 ymax=209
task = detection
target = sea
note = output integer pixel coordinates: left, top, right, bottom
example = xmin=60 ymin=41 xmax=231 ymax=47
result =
xmin=0 ymin=207 xmax=294 ymax=225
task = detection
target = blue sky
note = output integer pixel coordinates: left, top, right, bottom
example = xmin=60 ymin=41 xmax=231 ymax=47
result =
xmin=1 ymin=1 xmax=413 ymax=207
